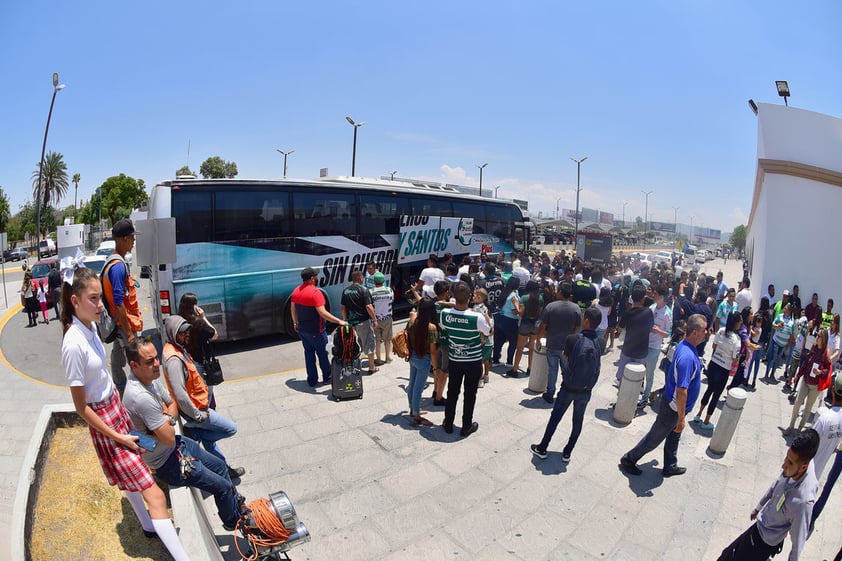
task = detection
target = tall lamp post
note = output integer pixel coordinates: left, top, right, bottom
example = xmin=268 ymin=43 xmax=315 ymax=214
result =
xmin=276 ymin=149 xmax=294 ymax=178
xmin=641 ymin=190 xmax=653 ymax=249
xmin=672 ymin=206 xmax=680 ymax=250
xmin=390 ymin=170 xmax=398 ymax=180
xmin=776 ymin=80 xmax=790 ymax=107
xmin=689 ymin=215 xmax=695 ymax=245
xmin=36 ymin=73 xmax=66 ymax=240
xmin=570 ymin=156 xmax=588 ymax=241
xmin=475 ymin=163 xmax=488 ymax=197
xmin=345 ymin=116 xmax=365 ymax=176
xmin=494 ymin=185 xmax=502 ymax=199
xmin=556 ymin=197 xmax=563 ymax=221
xmin=622 ymin=200 xmax=628 ymax=228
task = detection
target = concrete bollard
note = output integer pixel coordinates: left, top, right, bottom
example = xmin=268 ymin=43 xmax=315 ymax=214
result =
xmin=528 ymin=338 xmax=549 ymax=393
xmin=709 ymin=387 xmax=748 ymax=455
xmin=614 ymin=363 xmax=646 ymax=424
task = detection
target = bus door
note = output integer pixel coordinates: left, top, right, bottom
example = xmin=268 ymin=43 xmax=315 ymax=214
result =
xmin=513 ymin=222 xmax=530 ymax=254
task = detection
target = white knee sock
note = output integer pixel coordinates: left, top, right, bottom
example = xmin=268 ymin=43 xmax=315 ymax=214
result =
xmin=123 ymin=491 xmax=155 ymax=532
xmin=151 ymin=518 xmax=193 ymax=561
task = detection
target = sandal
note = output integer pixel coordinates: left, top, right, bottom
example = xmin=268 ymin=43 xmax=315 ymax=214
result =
xmin=367 ymin=368 xmax=379 ymax=374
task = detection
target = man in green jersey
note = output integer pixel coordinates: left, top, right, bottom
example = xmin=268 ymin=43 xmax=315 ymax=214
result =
xmin=440 ymin=281 xmax=491 ymax=437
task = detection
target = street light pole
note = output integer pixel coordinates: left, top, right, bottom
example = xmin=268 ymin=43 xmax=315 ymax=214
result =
xmin=689 ymin=215 xmax=695 ymax=245
xmin=622 ymin=200 xmax=628 ymax=228
xmin=36 ymin=73 xmax=65 ymax=240
xmin=475 ymin=163 xmax=488 ymax=197
xmin=494 ymin=185 xmax=502 ymax=199
xmin=672 ymin=206 xmax=680 ymax=250
xmin=345 ymin=116 xmax=365 ymax=176
xmin=556 ymin=197 xmax=562 ymax=221
xmin=276 ymin=149 xmax=294 ymax=178
xmin=390 ymin=170 xmax=398 ymax=180
xmin=641 ymin=190 xmax=653 ymax=249
xmin=570 ymin=156 xmax=588 ymax=241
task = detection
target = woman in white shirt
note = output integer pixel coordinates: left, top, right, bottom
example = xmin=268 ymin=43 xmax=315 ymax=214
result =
xmin=60 ymin=266 xmax=192 ymax=561
xmin=694 ymin=311 xmax=742 ymax=431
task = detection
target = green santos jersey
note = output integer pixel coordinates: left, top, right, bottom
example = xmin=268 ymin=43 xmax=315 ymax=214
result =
xmin=440 ymin=307 xmax=491 ymax=362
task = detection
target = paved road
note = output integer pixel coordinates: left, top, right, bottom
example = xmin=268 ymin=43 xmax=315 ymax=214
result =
xmin=2 ymin=257 xmax=840 ymax=560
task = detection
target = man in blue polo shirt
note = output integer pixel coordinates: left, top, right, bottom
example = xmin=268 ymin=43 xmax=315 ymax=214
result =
xmin=620 ymin=313 xmax=707 ymax=477
xmin=291 ymin=267 xmax=347 ymax=387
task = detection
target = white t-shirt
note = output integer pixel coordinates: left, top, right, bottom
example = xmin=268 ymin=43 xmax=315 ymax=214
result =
xmin=649 ymin=303 xmax=673 ymax=350
xmin=61 ymin=316 xmax=114 ymax=404
xmin=811 ymin=405 xmax=842 ymax=478
xmin=711 ymin=328 xmax=741 ymax=370
xmin=735 ymin=288 xmax=753 ymax=312
xmin=829 ymin=332 xmax=841 ymax=358
xmin=419 ymin=266 xmax=445 ymax=298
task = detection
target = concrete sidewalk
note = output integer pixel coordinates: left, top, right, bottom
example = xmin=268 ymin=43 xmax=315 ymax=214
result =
xmin=2 ymin=257 xmax=841 ymax=560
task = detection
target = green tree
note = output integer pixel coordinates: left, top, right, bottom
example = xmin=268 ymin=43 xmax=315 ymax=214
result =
xmin=199 ymin=156 xmax=238 ymax=179
xmin=72 ymin=172 xmax=81 ymax=209
xmin=98 ymin=174 xmax=149 ymax=224
xmin=7 ymin=201 xmax=36 ymax=243
xmin=176 ymin=165 xmax=196 ymax=177
xmin=730 ymin=224 xmax=747 ymax=250
xmin=78 ymin=192 xmax=103 ymax=226
xmin=32 ymin=151 xmax=70 ymax=208
xmin=0 ymin=187 xmax=10 ymax=233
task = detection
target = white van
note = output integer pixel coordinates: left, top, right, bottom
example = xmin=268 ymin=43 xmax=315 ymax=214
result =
xmin=38 ymin=238 xmax=56 ymax=258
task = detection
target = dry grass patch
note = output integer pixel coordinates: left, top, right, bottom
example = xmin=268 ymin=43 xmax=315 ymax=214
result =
xmin=30 ymin=423 xmax=172 ymax=561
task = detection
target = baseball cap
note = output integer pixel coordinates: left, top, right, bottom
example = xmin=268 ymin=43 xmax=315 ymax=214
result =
xmin=301 ymin=267 xmax=318 ymax=281
xmin=783 ymin=289 xmax=791 ymax=296
xmin=112 ymin=219 xmax=135 ymax=238
xmin=373 ymin=272 xmax=386 ymax=284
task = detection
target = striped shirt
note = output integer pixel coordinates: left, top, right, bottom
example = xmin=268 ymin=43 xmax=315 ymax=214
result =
xmin=440 ymin=307 xmax=491 ymax=362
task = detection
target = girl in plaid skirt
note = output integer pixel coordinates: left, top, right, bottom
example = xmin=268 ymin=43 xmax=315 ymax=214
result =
xmin=60 ymin=266 xmax=192 ymax=561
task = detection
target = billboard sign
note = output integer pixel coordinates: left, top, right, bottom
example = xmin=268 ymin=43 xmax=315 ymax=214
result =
xmin=648 ymin=220 xmax=676 ymax=233
xmin=575 ymin=231 xmax=613 ymax=263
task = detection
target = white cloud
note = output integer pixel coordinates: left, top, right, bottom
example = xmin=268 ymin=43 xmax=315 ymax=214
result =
xmin=438 ymin=165 xmax=469 ymax=182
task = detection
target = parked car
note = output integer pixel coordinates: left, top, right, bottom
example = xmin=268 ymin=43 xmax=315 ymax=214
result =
xmin=38 ymin=238 xmax=57 ymax=258
xmin=96 ymin=240 xmax=132 ymax=264
xmin=83 ymin=255 xmax=108 ymax=275
xmin=695 ymin=249 xmax=707 ymax=264
xmin=9 ymin=247 xmax=28 ymax=261
xmin=652 ymin=251 xmax=673 ymax=265
xmin=29 ymin=258 xmax=58 ymax=306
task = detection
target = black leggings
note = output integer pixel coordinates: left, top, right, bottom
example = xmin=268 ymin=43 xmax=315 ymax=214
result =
xmin=700 ymin=361 xmax=730 ymax=416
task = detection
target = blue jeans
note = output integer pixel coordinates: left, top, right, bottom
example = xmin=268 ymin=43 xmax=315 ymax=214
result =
xmin=492 ymin=314 xmax=519 ymax=364
xmin=642 ymin=346 xmax=662 ymax=401
xmin=764 ymin=339 xmax=787 ymax=378
xmin=407 ymin=351 xmax=431 ymax=415
xmin=183 ymin=408 xmax=237 ymax=463
xmin=624 ymin=394 xmax=682 ymax=471
xmin=545 ymin=348 xmax=567 ymax=398
xmin=299 ymin=330 xmax=331 ymax=386
xmin=537 ymin=387 xmax=592 ymax=456
xmin=812 ymin=450 xmax=842 ymax=527
xmin=155 ymin=436 xmax=241 ymax=527
xmin=747 ymin=347 xmax=763 ymax=385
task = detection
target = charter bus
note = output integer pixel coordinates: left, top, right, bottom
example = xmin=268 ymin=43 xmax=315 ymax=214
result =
xmin=140 ymin=176 xmax=532 ymax=341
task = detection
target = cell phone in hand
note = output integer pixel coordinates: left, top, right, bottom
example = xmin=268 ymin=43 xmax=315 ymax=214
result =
xmin=129 ymin=430 xmax=158 ymax=452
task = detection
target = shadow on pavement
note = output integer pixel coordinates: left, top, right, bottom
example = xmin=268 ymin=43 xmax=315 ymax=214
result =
xmin=617 ymin=459 xmax=662 ymax=497
xmin=531 ymin=454 xmax=568 ymax=476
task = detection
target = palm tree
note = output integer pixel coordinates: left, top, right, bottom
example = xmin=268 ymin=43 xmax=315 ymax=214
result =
xmin=72 ymin=172 xmax=81 ymax=210
xmin=32 ymin=151 xmax=70 ymax=210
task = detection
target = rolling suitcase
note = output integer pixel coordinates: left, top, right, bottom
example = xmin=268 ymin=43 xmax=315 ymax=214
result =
xmin=331 ymin=357 xmax=364 ymax=400
xmin=331 ymin=325 xmax=363 ymax=401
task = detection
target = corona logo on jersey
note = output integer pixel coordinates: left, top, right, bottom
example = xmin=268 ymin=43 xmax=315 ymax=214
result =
xmin=397 ymin=215 xmax=473 ymax=262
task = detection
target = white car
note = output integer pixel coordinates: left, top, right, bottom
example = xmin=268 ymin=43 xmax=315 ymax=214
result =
xmin=652 ymin=251 xmax=672 ymax=265
xmin=96 ymin=240 xmax=132 ymax=264
xmin=696 ymin=249 xmax=707 ymax=264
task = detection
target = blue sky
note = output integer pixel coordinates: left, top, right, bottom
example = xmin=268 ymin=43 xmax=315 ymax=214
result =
xmin=1 ymin=1 xmax=840 ymax=233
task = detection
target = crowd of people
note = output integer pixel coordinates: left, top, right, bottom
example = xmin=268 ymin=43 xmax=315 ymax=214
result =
xmin=54 ymin=225 xmax=842 ymax=559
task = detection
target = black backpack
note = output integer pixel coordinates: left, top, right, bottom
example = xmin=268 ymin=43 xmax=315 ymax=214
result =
xmin=562 ymin=334 xmax=600 ymax=391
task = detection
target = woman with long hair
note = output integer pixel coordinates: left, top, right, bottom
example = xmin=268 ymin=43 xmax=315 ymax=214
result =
xmin=763 ymin=303 xmax=795 ymax=382
xmin=493 ymin=276 xmax=521 ymax=374
xmin=511 ymin=280 xmax=543 ymax=376
xmin=60 ymin=267 xmax=192 ymax=561
xmin=786 ymin=328 xmax=832 ymax=434
xmin=694 ymin=310 xmax=742 ymax=430
xmin=177 ymin=292 xmax=220 ymax=407
xmin=21 ymin=271 xmax=38 ymax=327
xmin=406 ymin=298 xmax=439 ymax=426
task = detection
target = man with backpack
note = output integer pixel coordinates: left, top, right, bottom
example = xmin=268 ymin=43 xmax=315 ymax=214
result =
xmin=530 ymin=306 xmax=604 ymax=463
xmin=101 ymin=219 xmax=143 ymax=394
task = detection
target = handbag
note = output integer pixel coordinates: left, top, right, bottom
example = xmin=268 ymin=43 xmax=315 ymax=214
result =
xmin=202 ymin=339 xmax=225 ymax=386
xmin=391 ymin=328 xmax=410 ymax=361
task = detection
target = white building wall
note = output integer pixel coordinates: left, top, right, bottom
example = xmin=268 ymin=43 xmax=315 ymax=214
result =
xmin=747 ymin=103 xmax=842 ymax=311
